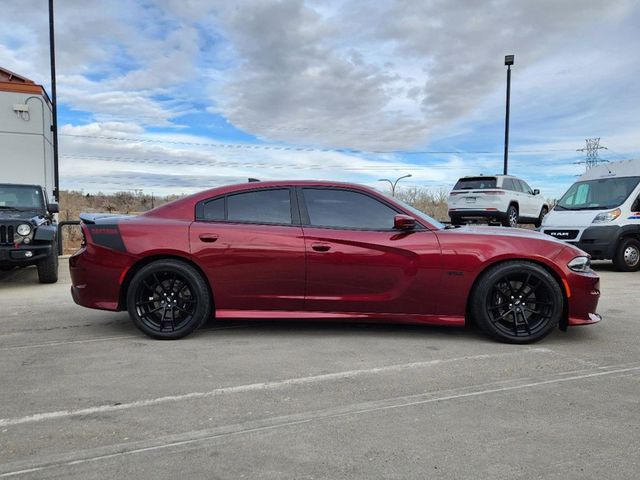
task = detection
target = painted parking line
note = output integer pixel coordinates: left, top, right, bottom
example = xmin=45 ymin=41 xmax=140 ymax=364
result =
xmin=1 ymin=362 xmax=638 ymax=478
xmin=0 ymin=349 xmax=553 ymax=427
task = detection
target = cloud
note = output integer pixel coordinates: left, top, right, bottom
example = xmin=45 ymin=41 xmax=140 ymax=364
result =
xmin=211 ymin=0 xmax=636 ymax=149
xmin=1 ymin=0 xmax=639 ymax=199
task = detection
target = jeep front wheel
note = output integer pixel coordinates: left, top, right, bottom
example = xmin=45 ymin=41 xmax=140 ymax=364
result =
xmin=37 ymin=243 xmax=59 ymax=283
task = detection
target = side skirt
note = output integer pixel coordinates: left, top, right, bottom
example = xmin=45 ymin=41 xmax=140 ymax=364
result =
xmin=214 ymin=310 xmax=465 ymax=327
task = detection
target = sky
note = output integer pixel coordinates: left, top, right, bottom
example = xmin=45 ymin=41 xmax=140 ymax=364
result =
xmin=1 ymin=0 xmax=639 ymax=199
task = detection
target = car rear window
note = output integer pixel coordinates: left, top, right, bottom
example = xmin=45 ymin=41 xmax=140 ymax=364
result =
xmin=453 ymin=177 xmax=497 ymax=190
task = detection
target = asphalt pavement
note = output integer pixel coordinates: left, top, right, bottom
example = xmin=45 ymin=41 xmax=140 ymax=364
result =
xmin=0 ymin=259 xmax=638 ymax=479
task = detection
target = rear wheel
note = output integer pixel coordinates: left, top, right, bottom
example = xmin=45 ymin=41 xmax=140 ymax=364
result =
xmin=613 ymin=238 xmax=640 ymax=272
xmin=503 ymin=205 xmax=518 ymax=228
xmin=126 ymin=260 xmax=212 ymax=339
xmin=471 ymin=261 xmax=563 ymax=343
xmin=449 ymin=214 xmax=463 ymax=226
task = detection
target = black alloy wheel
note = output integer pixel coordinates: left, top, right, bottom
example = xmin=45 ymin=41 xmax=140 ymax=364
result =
xmin=471 ymin=261 xmax=563 ymax=343
xmin=127 ymin=260 xmax=212 ymax=339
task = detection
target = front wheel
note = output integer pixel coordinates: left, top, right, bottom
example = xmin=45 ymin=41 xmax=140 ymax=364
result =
xmin=534 ymin=207 xmax=549 ymax=228
xmin=471 ymin=261 xmax=564 ymax=343
xmin=613 ymin=238 xmax=640 ymax=272
xmin=37 ymin=245 xmax=59 ymax=283
xmin=126 ymin=260 xmax=212 ymax=339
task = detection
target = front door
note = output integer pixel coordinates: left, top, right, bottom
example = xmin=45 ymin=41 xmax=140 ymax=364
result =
xmin=299 ymin=187 xmax=441 ymax=315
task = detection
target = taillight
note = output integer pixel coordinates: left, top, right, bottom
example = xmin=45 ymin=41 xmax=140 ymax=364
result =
xmin=80 ymin=224 xmax=88 ymax=247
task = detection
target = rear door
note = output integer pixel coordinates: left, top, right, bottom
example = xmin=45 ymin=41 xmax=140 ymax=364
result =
xmin=299 ymin=187 xmax=441 ymax=315
xmin=190 ymin=188 xmax=306 ymax=312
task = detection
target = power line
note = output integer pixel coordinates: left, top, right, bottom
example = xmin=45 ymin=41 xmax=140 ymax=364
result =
xmin=59 ymin=133 xmax=579 ymax=156
xmin=576 ymin=138 xmax=608 ymax=171
xmin=60 ymin=154 xmax=469 ymax=171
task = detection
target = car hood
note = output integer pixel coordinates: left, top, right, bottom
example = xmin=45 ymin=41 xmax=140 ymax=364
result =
xmin=436 ymin=225 xmax=585 ymax=260
xmin=541 ymin=209 xmax=601 ymax=227
xmin=442 ymin=225 xmax=559 ymax=241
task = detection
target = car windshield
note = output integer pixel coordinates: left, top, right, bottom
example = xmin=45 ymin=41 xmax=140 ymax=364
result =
xmin=453 ymin=177 xmax=497 ymax=190
xmin=0 ymin=185 xmax=44 ymax=211
xmin=385 ymin=194 xmax=446 ymax=229
xmin=555 ymin=176 xmax=640 ymax=210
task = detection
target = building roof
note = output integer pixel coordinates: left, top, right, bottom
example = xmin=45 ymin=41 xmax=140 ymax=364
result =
xmin=0 ymin=67 xmax=35 ymax=84
xmin=0 ymin=66 xmax=51 ymax=105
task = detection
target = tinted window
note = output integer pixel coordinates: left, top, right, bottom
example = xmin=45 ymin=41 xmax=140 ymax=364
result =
xmin=453 ymin=177 xmax=497 ymax=190
xmin=303 ymin=188 xmax=398 ymax=229
xmin=202 ymin=197 xmax=225 ymax=220
xmin=502 ymin=178 xmax=516 ymax=191
xmin=227 ymin=189 xmax=292 ymax=224
xmin=519 ymin=180 xmax=533 ymax=194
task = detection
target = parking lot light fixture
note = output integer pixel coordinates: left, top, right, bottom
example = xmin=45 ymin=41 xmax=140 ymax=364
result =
xmin=379 ymin=174 xmax=412 ymax=197
xmin=503 ymin=54 xmax=514 ymax=175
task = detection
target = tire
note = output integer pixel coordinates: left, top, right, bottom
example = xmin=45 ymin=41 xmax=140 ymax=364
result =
xmin=471 ymin=261 xmax=563 ymax=344
xmin=534 ymin=207 xmax=549 ymax=228
xmin=502 ymin=204 xmax=518 ymax=228
xmin=0 ymin=266 xmax=14 ymax=272
xmin=126 ymin=259 xmax=212 ymax=339
xmin=449 ymin=214 xmax=463 ymax=226
xmin=37 ymin=244 xmax=59 ymax=284
xmin=613 ymin=238 xmax=640 ymax=272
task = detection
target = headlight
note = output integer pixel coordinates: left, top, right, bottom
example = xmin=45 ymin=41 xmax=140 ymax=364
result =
xmin=568 ymin=256 xmax=591 ymax=272
xmin=592 ymin=208 xmax=621 ymax=224
xmin=16 ymin=224 xmax=32 ymax=236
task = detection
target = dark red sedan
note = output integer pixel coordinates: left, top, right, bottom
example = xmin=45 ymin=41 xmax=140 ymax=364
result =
xmin=69 ymin=181 xmax=601 ymax=343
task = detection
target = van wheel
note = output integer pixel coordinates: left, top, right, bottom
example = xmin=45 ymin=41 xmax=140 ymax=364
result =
xmin=613 ymin=238 xmax=640 ymax=272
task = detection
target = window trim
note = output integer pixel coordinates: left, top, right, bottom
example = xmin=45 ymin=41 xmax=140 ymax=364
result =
xmin=194 ymin=187 xmax=301 ymax=226
xmin=297 ymin=186 xmax=427 ymax=232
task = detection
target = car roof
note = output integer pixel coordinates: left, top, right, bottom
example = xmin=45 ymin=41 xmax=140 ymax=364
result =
xmin=143 ymin=180 xmax=388 ymax=220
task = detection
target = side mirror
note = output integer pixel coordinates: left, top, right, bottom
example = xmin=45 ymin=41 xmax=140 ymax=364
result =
xmin=533 ymin=189 xmax=540 ymax=195
xmin=47 ymin=203 xmax=59 ymax=214
xmin=394 ymin=214 xmax=416 ymax=230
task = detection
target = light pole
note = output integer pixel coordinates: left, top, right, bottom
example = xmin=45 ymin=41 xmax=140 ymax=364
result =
xmin=503 ymin=54 xmax=514 ymax=176
xmin=49 ymin=0 xmax=60 ymax=201
xmin=378 ymin=174 xmax=412 ymax=197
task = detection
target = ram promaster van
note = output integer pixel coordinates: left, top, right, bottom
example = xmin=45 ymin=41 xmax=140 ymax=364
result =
xmin=541 ymin=159 xmax=640 ymax=271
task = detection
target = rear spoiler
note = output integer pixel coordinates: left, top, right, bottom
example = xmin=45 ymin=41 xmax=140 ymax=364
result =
xmin=79 ymin=212 xmax=131 ymax=224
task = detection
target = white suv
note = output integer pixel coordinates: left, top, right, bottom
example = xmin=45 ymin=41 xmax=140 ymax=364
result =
xmin=448 ymin=175 xmax=549 ymax=227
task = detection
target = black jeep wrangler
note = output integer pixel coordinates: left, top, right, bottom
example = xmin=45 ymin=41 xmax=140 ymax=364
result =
xmin=0 ymin=183 xmax=59 ymax=283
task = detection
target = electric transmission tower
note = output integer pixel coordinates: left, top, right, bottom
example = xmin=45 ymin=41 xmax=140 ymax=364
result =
xmin=576 ymin=138 xmax=608 ymax=171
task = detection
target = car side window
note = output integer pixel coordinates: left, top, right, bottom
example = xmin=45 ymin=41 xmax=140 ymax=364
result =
xmin=227 ymin=189 xmax=292 ymax=224
xmin=302 ymin=188 xmax=398 ymax=230
xmin=631 ymin=195 xmax=640 ymax=212
xmin=202 ymin=197 xmax=225 ymax=221
xmin=502 ymin=178 xmax=515 ymax=190
xmin=518 ymin=180 xmax=533 ymax=194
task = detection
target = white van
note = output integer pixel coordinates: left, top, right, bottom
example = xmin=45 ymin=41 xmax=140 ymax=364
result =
xmin=541 ymin=159 xmax=640 ymax=271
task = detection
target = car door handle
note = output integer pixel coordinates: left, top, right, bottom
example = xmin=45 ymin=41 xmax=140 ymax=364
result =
xmin=199 ymin=234 xmax=219 ymax=243
xmin=311 ymin=243 xmax=331 ymax=252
